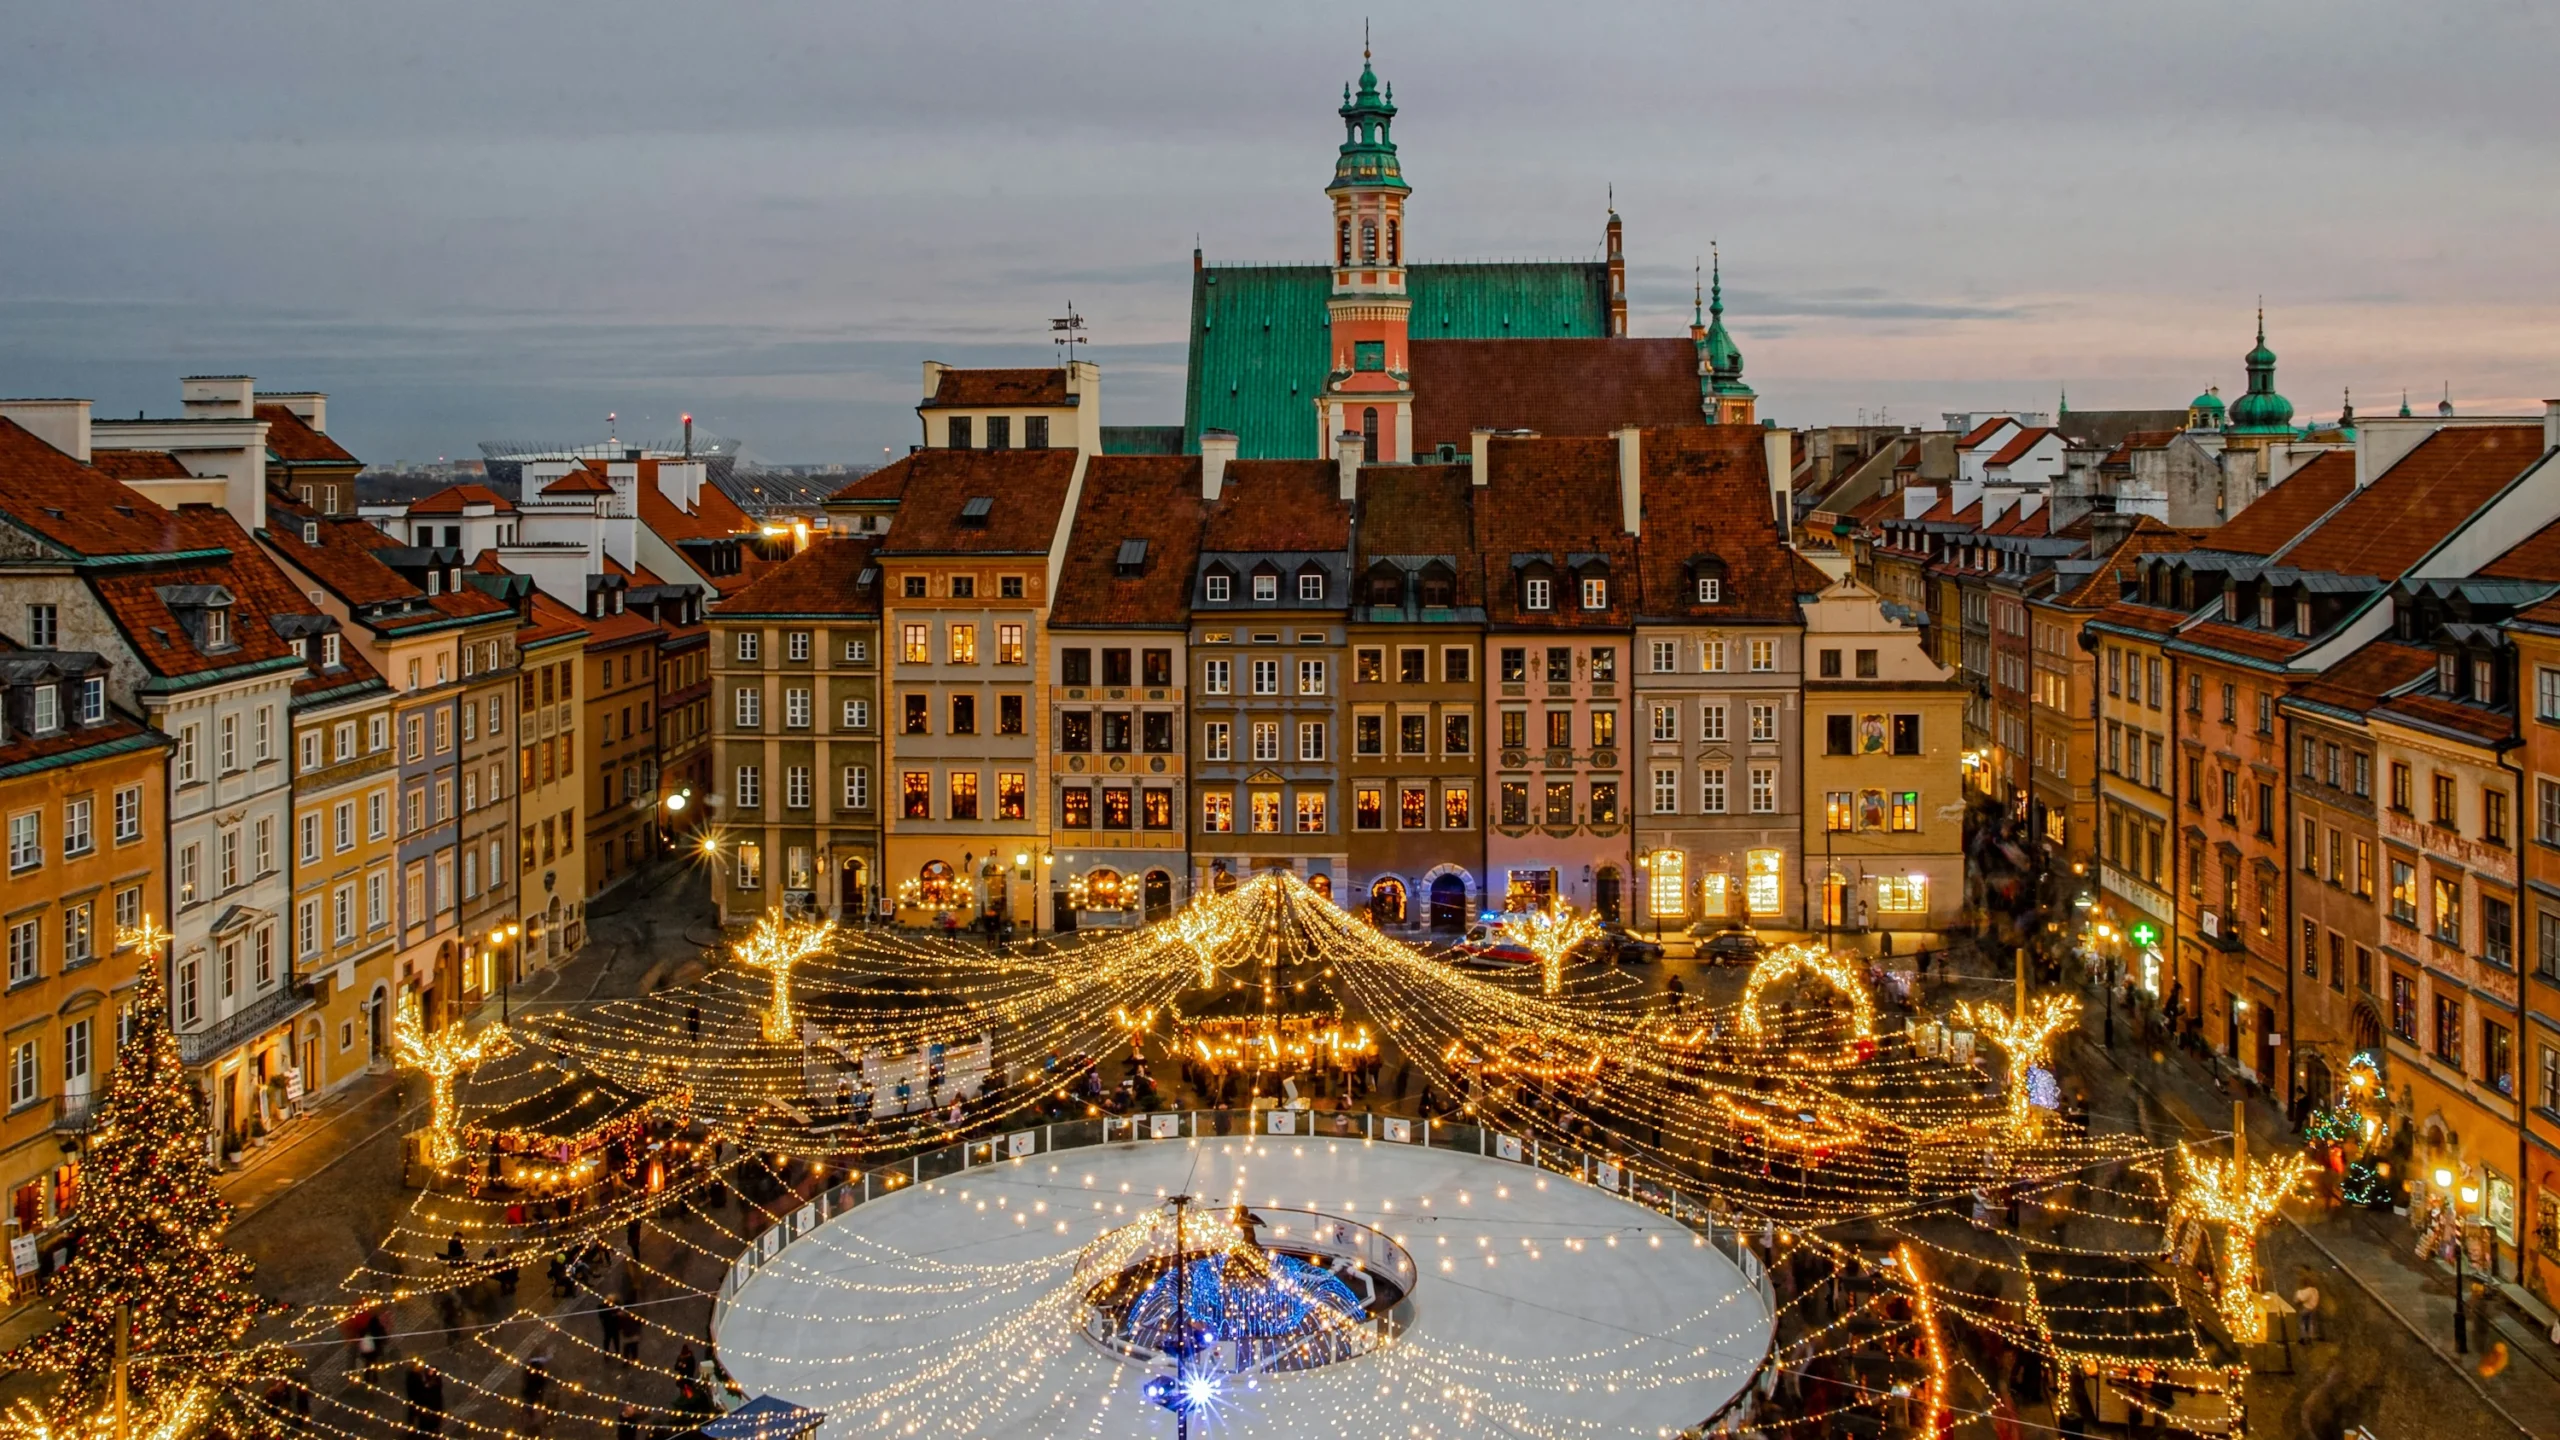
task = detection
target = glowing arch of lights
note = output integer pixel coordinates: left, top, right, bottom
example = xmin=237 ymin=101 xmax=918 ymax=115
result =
xmin=1736 ymin=943 xmax=1876 ymax=1041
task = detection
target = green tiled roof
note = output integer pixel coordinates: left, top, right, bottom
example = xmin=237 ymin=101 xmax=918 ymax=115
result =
xmin=1181 ymin=260 xmax=1610 ymax=458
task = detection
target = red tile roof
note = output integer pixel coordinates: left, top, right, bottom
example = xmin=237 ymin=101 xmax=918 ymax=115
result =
xmin=628 ymin=464 xmax=768 ymax=596
xmin=2288 ymin=638 xmax=2434 ymax=715
xmin=1050 ymin=458 xmax=1209 ymax=629
xmin=2479 ymin=513 xmax=2560 ymax=582
xmin=255 ymin=404 xmax=360 ymax=467
xmin=409 ymin=483 xmax=517 ymax=515
xmin=0 ymin=639 xmax=164 ymax=772
xmin=264 ymin=495 xmax=515 ymax=628
xmin=1984 ymin=426 xmax=2056 ymax=468
xmin=827 ymin=467 xmax=909 ymax=503
xmin=520 ymin=591 xmax=593 ymax=647
xmin=1355 ymin=464 xmax=1482 ymax=606
xmin=2276 ymin=426 xmax=2542 ymax=577
xmin=921 ymin=368 xmax=1070 ymax=409
xmin=539 ymin=466 xmax=614 ymax=497
xmin=1630 ymin=427 xmax=1804 ymax=625
xmin=89 ymin=506 xmax=352 ymax=682
xmin=2051 ymin=516 xmax=2195 ymax=608
xmin=90 ymin=449 xmax=194 ymax=481
xmin=1957 ymin=418 xmax=2014 ymax=449
xmin=872 ymin=447 xmax=1081 ymax=556
xmin=1406 ymin=338 xmax=1704 ymax=455
xmin=0 ymin=419 xmax=209 ymax=558
xmin=2376 ymin=690 xmax=2512 ymax=744
xmin=1201 ymin=460 xmax=1352 ymax=554
xmin=717 ymin=535 xmax=885 ymax=619
xmin=2205 ymin=450 xmax=2355 ymax=557
xmin=1476 ymin=434 xmax=1640 ymax=629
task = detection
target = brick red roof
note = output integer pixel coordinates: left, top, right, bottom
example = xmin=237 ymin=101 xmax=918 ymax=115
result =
xmin=2376 ymin=690 xmax=2512 ymax=744
xmin=1475 ymin=434 xmax=1640 ymax=629
xmin=89 ymin=506 xmax=348 ymax=682
xmin=2288 ymin=638 xmax=2434 ymax=715
xmin=1201 ymin=461 xmax=1351 ymax=553
xmin=521 ymin=591 xmax=593 ymax=647
xmin=90 ymin=449 xmax=194 ymax=481
xmin=0 ymin=419 xmax=208 ymax=558
xmin=265 ymin=494 xmax=515 ymax=627
xmin=2051 ymin=516 xmax=2195 ymax=608
xmin=2479 ymin=513 xmax=2560 ymax=581
xmin=409 ymin=483 xmax=517 ymax=515
xmin=255 ymin=404 xmax=360 ymax=467
xmin=1405 ymin=338 xmax=1703 ymax=455
xmin=538 ymin=467 xmax=614 ymax=497
xmin=1629 ymin=427 xmax=1804 ymax=625
xmin=1355 ymin=464 xmax=1482 ymax=605
xmin=2102 ymin=429 xmax=2179 ymax=467
xmin=827 ymin=467 xmax=909 ymax=503
xmin=920 ymin=368 xmax=1070 ymax=409
xmin=2205 ymin=450 xmax=2354 ymax=557
xmin=872 ymin=447 xmax=1081 ymax=556
xmin=1984 ymin=426 xmax=2055 ymax=467
xmin=717 ymin=535 xmax=885 ymax=619
xmin=2277 ymin=426 xmax=2542 ymax=577
xmin=628 ymin=463 xmax=767 ymax=596
xmin=1050 ymin=458 xmax=1208 ymax=629
xmin=1957 ymin=418 xmax=2013 ymax=449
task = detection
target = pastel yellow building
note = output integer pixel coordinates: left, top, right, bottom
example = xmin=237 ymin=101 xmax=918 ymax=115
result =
xmin=286 ymin=662 xmax=399 ymax=1095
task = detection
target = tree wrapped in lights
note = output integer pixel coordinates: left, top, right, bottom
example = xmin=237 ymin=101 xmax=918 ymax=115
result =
xmin=734 ymin=911 xmax=836 ymax=1043
xmin=1502 ymin=905 xmax=1597 ymax=996
xmin=1171 ymin=903 xmax=1227 ymax=989
xmin=1 ymin=1384 xmax=208 ymax=1440
xmin=2164 ymin=1144 xmax=2309 ymax=1344
xmin=392 ymin=992 xmax=514 ymax=1169
xmin=1953 ymin=992 xmax=2080 ymax=1135
xmin=7 ymin=939 xmax=284 ymax=1424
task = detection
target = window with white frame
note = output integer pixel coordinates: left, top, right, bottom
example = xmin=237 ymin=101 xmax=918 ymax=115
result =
xmin=1524 ymin=577 xmax=1552 ymax=611
xmin=1581 ymin=577 xmax=1607 ymax=609
xmin=1748 ymin=638 xmax=1777 ymax=672
xmin=1298 ymin=659 xmax=1326 ymax=696
xmin=1204 ymin=721 xmax=1231 ymax=760
xmin=735 ymin=765 xmax=761 ymax=809
xmin=1251 ymin=721 xmax=1279 ymax=762
xmin=63 ymin=903 xmax=90 ymax=966
xmin=1651 ymin=704 xmax=1677 ymax=742
xmin=843 ymin=765 xmax=870 ymax=810
xmin=788 ymin=631 xmax=810 ymax=661
xmin=1701 ymin=766 xmax=1728 ymax=814
xmin=842 ymin=699 xmax=870 ymax=730
xmin=5 ymin=916 xmax=38 ymax=986
xmin=1749 ymin=702 xmax=1777 ymax=742
xmin=1298 ymin=571 xmax=1326 ymax=601
xmin=1749 ymin=764 xmax=1777 ymax=813
xmin=737 ymin=631 xmax=761 ymax=661
xmin=1251 ymin=659 xmax=1279 ymax=696
xmin=1650 ymin=639 xmax=1678 ymax=673
xmin=8 ymin=1039 xmax=36 ymax=1109
xmin=79 ymin=677 xmax=104 ymax=724
xmin=785 ymin=687 xmax=811 ymax=728
xmin=1700 ymin=702 xmax=1727 ymax=742
xmin=298 ymin=898 xmax=320 ymax=958
xmin=734 ymin=687 xmax=761 ymax=728
xmin=1298 ymin=721 xmax=1326 ymax=762
xmin=1653 ymin=767 xmax=1680 ymax=814
xmin=1203 ymin=659 xmax=1231 ymax=694
xmin=8 ymin=813 xmax=39 ymax=873
xmin=785 ymin=765 xmax=811 ymax=809
xmin=64 ymin=797 xmax=91 ymax=857
xmin=1700 ymin=638 xmax=1726 ymax=672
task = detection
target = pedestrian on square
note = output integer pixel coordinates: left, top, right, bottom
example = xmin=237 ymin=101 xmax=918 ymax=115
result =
xmin=616 ymin=1404 xmax=644 ymax=1440
xmin=404 ymin=1362 xmax=435 ymax=1437
xmin=626 ymin=1214 xmax=644 ymax=1257
xmin=2293 ymin=1273 xmax=2321 ymax=1340
xmin=596 ymin=1298 xmax=621 ymax=1350
xmin=443 ymin=1231 xmax=467 ymax=1268
xmin=522 ymin=1348 xmax=554 ymax=1429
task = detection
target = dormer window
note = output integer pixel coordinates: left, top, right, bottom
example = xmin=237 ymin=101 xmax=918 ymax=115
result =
xmin=2439 ymin=653 xmax=2458 ymax=695
xmin=290 ymin=638 xmax=307 ymax=660
xmin=1524 ymin=577 xmax=1552 ymax=611
xmin=1580 ymin=576 xmax=1607 ymax=610
xmin=2475 ymin=658 xmax=2494 ymax=704
xmin=1204 ymin=570 xmax=1232 ymax=603
xmin=79 ymin=677 xmax=103 ymax=724
xmin=1418 ymin=564 xmax=1455 ymax=608
xmin=303 ymin=521 xmax=320 ymax=544
xmin=1364 ymin=565 xmax=1403 ymax=607
xmin=426 ymin=570 xmax=442 ymax=596
xmin=959 ymin=496 xmax=994 ymax=527
xmin=322 ymin=634 xmax=341 ymax=668
xmin=32 ymin=686 xmax=59 ymax=735
xmin=1252 ymin=569 xmax=1279 ymax=602
xmin=1296 ymin=566 xmax=1326 ymax=602
xmin=204 ymin=606 xmax=228 ymax=647
xmin=1688 ymin=555 xmax=1729 ymax=606
xmin=1115 ymin=539 xmax=1148 ymax=578
xmin=2295 ymin=597 xmax=2312 ymax=636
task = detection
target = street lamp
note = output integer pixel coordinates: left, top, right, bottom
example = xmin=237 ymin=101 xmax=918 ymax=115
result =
xmin=489 ymin=922 xmax=523 ymax=1022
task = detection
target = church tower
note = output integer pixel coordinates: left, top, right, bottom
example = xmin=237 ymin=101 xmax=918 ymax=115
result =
xmin=1317 ymin=41 xmax=1414 ymax=464
xmin=1695 ymin=248 xmax=1756 ymax=425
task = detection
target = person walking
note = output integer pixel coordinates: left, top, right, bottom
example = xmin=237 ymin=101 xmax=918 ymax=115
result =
xmin=521 ymin=1348 xmax=554 ymax=1431
xmin=2293 ymin=1273 xmax=2322 ymax=1340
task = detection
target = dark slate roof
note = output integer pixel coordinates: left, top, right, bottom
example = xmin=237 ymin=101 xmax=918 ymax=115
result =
xmin=1183 ymin=260 xmax=1611 ymax=458
xmin=1406 ymin=338 xmax=1702 ymax=455
xmin=1049 ymin=457 xmax=1207 ymax=629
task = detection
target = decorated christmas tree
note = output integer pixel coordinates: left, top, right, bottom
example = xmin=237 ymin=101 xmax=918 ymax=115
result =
xmin=8 ymin=944 xmax=285 ymax=1422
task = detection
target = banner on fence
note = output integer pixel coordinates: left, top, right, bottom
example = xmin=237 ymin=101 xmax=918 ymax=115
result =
xmin=1495 ymin=1133 xmax=1524 ymax=1162
xmin=1266 ymin=1110 xmax=1297 ymax=1135
xmin=1149 ymin=1113 xmax=1182 ymax=1139
xmin=1382 ymin=1117 xmax=1412 ymax=1143
xmin=793 ymin=1201 xmax=819 ymax=1239
xmin=1006 ymin=1129 xmax=1038 ymax=1158
xmin=1594 ymin=1162 xmax=1621 ymax=1192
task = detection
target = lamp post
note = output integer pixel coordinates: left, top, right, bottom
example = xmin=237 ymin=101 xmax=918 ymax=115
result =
xmin=489 ymin=921 xmax=522 ymax=1023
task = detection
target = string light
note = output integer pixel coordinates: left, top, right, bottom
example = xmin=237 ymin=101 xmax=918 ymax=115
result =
xmin=392 ymin=992 xmax=516 ymax=1170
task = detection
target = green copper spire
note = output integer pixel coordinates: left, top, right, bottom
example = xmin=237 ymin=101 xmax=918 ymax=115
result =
xmin=1701 ymin=245 xmax=1747 ymax=392
xmin=1331 ymin=34 xmax=1407 ymax=193
xmin=2227 ymin=305 xmax=2295 ymax=435
xmin=2400 ymin=388 xmax=2412 ymax=418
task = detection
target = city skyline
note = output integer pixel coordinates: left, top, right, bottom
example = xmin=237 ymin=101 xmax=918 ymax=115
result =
xmin=3 ymin=0 xmax=2557 ymax=463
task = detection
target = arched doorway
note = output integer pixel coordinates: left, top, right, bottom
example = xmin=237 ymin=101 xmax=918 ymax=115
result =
xmin=841 ymin=857 xmax=867 ymax=921
xmin=1429 ymin=875 xmax=1468 ymax=932
xmin=1369 ymin=878 xmax=1407 ymax=927
xmin=1083 ymin=867 xmax=1123 ymax=917
xmin=1595 ymin=866 xmax=1622 ymax=924
xmin=366 ymin=983 xmax=389 ymax=1062
xmin=1143 ymin=870 xmax=1173 ymax=920
xmin=918 ymin=860 xmax=958 ymax=909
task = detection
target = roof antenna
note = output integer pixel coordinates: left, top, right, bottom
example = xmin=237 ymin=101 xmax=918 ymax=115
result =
xmin=1051 ymin=303 xmax=1088 ymax=363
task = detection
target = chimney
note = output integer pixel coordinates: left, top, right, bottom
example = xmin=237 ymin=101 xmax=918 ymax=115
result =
xmin=1901 ymin=484 xmax=1939 ymax=520
xmin=259 ymin=391 xmax=327 ymax=432
xmin=1470 ymin=428 xmax=1496 ymax=488
xmin=1613 ymin=426 xmax=1642 ymax=535
xmin=0 ymin=399 xmax=93 ymax=462
xmin=1200 ymin=429 xmax=1238 ymax=501
xmin=180 ymin=375 xmax=255 ymax=419
xmin=2546 ymin=398 xmax=2560 ymax=455
xmin=1762 ymin=427 xmax=1795 ymax=543
xmin=2089 ymin=510 xmax=2136 ymax=560
xmin=1336 ymin=433 xmax=1362 ymax=501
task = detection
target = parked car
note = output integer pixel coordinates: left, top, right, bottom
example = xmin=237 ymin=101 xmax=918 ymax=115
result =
xmin=1451 ymin=924 xmax=1538 ymax=969
xmin=1583 ymin=923 xmax=1665 ymax=965
xmin=1691 ymin=926 xmax=1765 ymax=965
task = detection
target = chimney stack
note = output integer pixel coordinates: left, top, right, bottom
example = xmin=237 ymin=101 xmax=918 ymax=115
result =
xmin=1200 ymin=430 xmax=1238 ymax=501
xmin=1337 ymin=433 xmax=1362 ymax=501
xmin=2089 ymin=510 xmax=2136 ymax=560
xmin=2545 ymin=398 xmax=2560 ymax=455
xmin=1470 ymin=429 xmax=1496 ymax=488
xmin=1762 ymin=427 xmax=1795 ymax=543
xmin=0 ymin=399 xmax=93 ymax=462
xmin=180 ymin=375 xmax=254 ymax=419
xmin=1613 ymin=426 xmax=1642 ymax=536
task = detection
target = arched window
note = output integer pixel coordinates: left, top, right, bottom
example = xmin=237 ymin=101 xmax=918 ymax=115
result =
xmin=1338 ymin=220 xmax=1351 ymax=266
xmin=1361 ymin=222 xmax=1377 ymax=263
xmin=1386 ymin=218 xmax=1399 ymax=264
xmin=1362 ymin=407 xmax=1379 ymax=463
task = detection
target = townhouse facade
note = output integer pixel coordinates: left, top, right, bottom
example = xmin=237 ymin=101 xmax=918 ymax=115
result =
xmin=707 ymin=538 xmax=884 ymax=924
xmin=513 ymin=595 xmax=590 ymax=966
xmin=2502 ymin=601 xmax=2560 ymax=1301
xmin=285 ymin=662 xmax=397 ymax=1096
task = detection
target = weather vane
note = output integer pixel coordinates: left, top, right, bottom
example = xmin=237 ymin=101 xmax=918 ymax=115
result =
xmin=1052 ymin=304 xmax=1088 ymax=360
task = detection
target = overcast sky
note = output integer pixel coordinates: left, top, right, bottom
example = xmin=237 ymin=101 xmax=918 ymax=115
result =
xmin=4 ymin=0 xmax=2556 ymax=465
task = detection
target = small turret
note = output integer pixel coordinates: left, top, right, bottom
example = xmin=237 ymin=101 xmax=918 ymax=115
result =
xmin=2226 ymin=307 xmax=2295 ymax=438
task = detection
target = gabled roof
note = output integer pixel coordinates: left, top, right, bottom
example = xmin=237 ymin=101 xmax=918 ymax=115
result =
xmin=715 ymin=536 xmax=885 ymax=620
xmin=1984 ymin=426 xmax=2057 ymax=468
xmin=870 ymin=448 xmax=1080 ymax=557
xmin=630 ymin=467 xmax=766 ymax=596
xmin=519 ymin=591 xmax=593 ymax=647
xmin=90 ymin=506 xmax=365 ymax=684
xmin=1050 ymin=457 xmax=1208 ymax=629
xmin=2206 ymin=450 xmax=2355 ymax=557
xmin=1476 ymin=435 xmax=1640 ymax=628
xmin=90 ymin=449 xmax=195 ymax=482
xmin=538 ymin=467 xmax=614 ymax=497
xmin=1355 ymin=464 xmax=1482 ymax=606
xmin=2276 ymin=425 xmax=2543 ymax=579
xmin=264 ymin=495 xmax=514 ymax=629
xmin=409 ymin=483 xmax=517 ymax=515
xmin=1405 ymin=338 xmax=1702 ymax=455
xmin=0 ymin=419 xmax=210 ymax=558
xmin=1200 ymin=461 xmax=1351 ymax=554
xmin=921 ymin=368 xmax=1070 ymax=409
xmin=1631 ymin=427 xmax=1808 ymax=625
xmin=2049 ymin=517 xmax=2196 ymax=608
xmin=1956 ymin=417 xmax=2015 ymax=449
xmin=254 ymin=404 xmax=360 ymax=468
